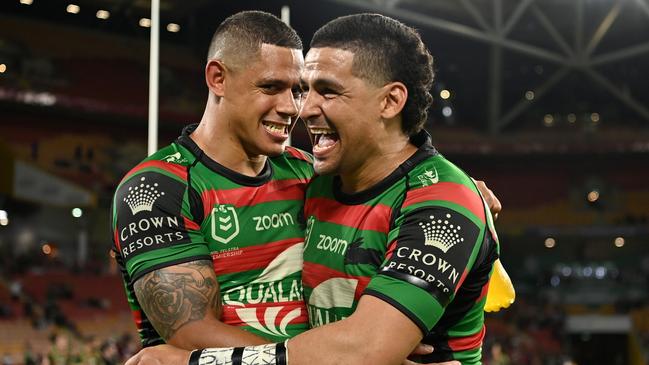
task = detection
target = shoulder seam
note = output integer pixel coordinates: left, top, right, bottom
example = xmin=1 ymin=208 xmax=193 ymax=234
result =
xmin=283 ymin=146 xmax=313 ymax=163
xmin=119 ymin=160 xmax=189 ymax=187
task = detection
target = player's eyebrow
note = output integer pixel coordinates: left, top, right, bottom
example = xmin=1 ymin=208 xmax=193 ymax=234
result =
xmin=256 ymin=77 xmax=290 ymax=87
xmin=300 ymin=77 xmax=344 ymax=92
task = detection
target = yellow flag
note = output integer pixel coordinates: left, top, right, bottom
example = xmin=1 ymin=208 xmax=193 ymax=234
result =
xmin=485 ymin=259 xmax=515 ymax=312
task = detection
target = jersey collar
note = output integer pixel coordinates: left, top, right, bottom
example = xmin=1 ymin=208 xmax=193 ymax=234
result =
xmin=333 ymin=129 xmax=438 ymax=204
xmin=176 ymin=124 xmax=273 ymax=187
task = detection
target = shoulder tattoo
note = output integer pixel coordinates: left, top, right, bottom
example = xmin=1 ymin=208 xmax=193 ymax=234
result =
xmin=134 ymin=260 xmax=220 ymax=340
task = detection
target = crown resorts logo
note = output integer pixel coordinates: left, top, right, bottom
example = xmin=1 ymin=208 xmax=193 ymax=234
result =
xmin=123 ymin=177 xmax=165 ymax=215
xmin=418 ymin=213 xmax=463 ymax=253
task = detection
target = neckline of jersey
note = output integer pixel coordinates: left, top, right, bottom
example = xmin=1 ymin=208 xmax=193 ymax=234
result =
xmin=332 ymin=130 xmax=438 ymax=205
xmin=176 ymin=123 xmax=273 ymax=187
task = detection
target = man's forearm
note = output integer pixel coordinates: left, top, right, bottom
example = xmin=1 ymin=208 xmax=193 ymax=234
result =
xmin=127 ymin=296 xmax=458 ymax=365
xmin=191 ymin=296 xmax=422 ymax=365
xmin=287 ymin=296 xmax=421 ymax=365
xmin=166 ymin=314 xmax=269 ymax=349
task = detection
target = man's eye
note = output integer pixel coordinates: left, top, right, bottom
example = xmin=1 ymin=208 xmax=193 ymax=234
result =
xmin=260 ymin=84 xmax=280 ymax=93
xmin=322 ymin=88 xmax=337 ymax=98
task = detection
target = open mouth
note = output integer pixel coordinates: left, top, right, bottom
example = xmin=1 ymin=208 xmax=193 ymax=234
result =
xmin=262 ymin=121 xmax=289 ymax=138
xmin=310 ymin=127 xmax=339 ymax=155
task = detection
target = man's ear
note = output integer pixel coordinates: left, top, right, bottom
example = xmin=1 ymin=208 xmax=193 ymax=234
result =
xmin=205 ymin=59 xmax=227 ymax=97
xmin=379 ymin=82 xmax=408 ymax=120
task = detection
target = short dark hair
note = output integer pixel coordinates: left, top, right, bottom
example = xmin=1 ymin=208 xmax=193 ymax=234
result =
xmin=207 ymin=11 xmax=302 ymax=68
xmin=311 ymin=13 xmax=434 ymax=136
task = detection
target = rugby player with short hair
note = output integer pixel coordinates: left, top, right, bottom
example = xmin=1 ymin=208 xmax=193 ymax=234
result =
xmin=125 ymin=13 xmax=501 ymax=365
xmin=112 ymin=10 xmax=311 ymax=350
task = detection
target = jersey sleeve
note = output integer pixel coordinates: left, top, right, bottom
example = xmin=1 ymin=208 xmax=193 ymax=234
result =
xmin=363 ymin=185 xmax=488 ymax=334
xmin=280 ymin=146 xmax=315 ymax=181
xmin=111 ymin=168 xmax=211 ymax=284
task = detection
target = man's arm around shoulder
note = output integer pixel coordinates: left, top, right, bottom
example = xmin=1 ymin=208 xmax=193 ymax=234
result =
xmin=288 ymin=295 xmax=421 ymax=365
xmin=126 ymin=295 xmax=460 ymax=365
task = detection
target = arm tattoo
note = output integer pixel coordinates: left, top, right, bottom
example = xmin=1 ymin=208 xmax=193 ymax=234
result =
xmin=134 ymin=260 xmax=220 ymax=340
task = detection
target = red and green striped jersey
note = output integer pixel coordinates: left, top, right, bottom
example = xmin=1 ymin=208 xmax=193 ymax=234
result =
xmin=111 ymin=124 xmax=314 ymax=346
xmin=302 ymin=131 xmax=499 ymax=365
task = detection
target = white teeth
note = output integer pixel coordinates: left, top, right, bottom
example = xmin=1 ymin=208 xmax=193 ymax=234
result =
xmin=263 ymin=122 xmax=287 ymax=134
xmin=310 ymin=128 xmax=336 ymax=135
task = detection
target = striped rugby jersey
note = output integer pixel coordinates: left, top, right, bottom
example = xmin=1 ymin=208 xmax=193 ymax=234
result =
xmin=302 ymin=131 xmax=499 ymax=364
xmin=111 ymin=124 xmax=313 ymax=345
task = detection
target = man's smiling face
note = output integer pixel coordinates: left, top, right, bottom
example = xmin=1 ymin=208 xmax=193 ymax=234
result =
xmin=299 ymin=47 xmax=385 ymax=176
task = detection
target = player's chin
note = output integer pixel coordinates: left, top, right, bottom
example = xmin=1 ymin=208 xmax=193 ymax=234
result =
xmin=312 ymin=156 xmax=339 ymax=176
xmin=251 ymin=135 xmax=282 ymax=155
xmin=261 ymin=143 xmax=286 ymax=157
xmin=258 ymin=131 xmax=289 ymax=156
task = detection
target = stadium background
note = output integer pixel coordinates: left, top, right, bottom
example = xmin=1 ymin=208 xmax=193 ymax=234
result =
xmin=1 ymin=0 xmax=648 ymax=364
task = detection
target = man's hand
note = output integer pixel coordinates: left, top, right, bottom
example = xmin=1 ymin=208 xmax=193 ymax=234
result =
xmin=473 ymin=179 xmax=502 ymax=220
xmin=402 ymin=343 xmax=461 ymax=365
xmin=125 ymin=344 xmax=191 ymax=365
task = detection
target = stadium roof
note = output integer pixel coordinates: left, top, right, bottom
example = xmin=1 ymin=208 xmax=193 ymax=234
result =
xmin=2 ymin=0 xmax=649 ymax=141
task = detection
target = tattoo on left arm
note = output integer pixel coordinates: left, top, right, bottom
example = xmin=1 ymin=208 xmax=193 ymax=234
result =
xmin=134 ymin=260 xmax=220 ymax=340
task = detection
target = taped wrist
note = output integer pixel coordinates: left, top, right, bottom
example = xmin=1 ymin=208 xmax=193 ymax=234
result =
xmin=189 ymin=342 xmax=288 ymax=365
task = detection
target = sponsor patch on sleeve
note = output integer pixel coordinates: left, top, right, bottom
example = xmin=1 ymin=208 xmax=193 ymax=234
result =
xmin=380 ymin=207 xmax=480 ymax=307
xmin=115 ymin=172 xmax=192 ymax=263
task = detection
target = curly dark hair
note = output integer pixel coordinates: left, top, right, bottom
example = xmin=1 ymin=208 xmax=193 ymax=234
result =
xmin=207 ymin=11 xmax=302 ymax=67
xmin=311 ymin=13 xmax=434 ymax=136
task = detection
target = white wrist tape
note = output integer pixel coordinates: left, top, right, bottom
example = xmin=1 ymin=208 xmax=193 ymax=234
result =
xmin=189 ymin=342 xmax=288 ymax=365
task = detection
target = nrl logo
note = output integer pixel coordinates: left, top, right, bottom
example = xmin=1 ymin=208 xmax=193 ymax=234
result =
xmin=211 ymin=204 xmax=240 ymax=244
xmin=123 ymin=176 xmax=165 ymax=215
xmin=417 ymin=166 xmax=439 ymax=186
xmin=418 ymin=212 xmax=464 ymax=253
xmin=163 ymin=152 xmax=188 ymax=164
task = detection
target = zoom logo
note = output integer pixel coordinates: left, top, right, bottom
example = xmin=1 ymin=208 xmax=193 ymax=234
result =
xmin=253 ymin=213 xmax=295 ymax=231
xmin=316 ymin=234 xmax=348 ymax=256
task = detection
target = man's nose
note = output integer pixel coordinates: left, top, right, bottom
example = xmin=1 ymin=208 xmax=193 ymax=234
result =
xmin=298 ymin=89 xmax=322 ymax=121
xmin=277 ymin=89 xmax=299 ymax=117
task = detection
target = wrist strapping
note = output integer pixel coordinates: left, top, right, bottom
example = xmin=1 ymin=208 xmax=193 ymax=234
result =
xmin=189 ymin=341 xmax=288 ymax=365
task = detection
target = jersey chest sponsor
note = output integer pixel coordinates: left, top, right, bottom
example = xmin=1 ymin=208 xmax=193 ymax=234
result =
xmin=304 ymin=216 xmax=351 ymax=257
xmin=223 ymin=279 xmax=303 ymax=306
xmin=253 ymin=212 xmax=295 ymax=231
xmin=303 ymin=217 xmax=383 ymax=329
xmin=314 ymin=234 xmax=349 ymax=255
xmin=207 ymin=204 xmax=299 ymax=244
xmin=305 ymin=275 xmax=361 ymax=327
xmin=222 ymin=279 xmax=305 ymax=338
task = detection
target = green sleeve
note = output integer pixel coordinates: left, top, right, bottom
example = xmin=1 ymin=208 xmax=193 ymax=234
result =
xmin=112 ymin=169 xmax=211 ymax=283
xmin=364 ymin=205 xmax=486 ymax=334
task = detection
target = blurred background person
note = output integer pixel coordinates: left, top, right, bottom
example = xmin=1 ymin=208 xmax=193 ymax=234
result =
xmin=488 ymin=342 xmax=510 ymax=365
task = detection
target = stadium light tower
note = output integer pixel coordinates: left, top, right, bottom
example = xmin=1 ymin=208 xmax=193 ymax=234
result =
xmin=148 ymin=0 xmax=160 ymax=156
xmin=281 ymin=5 xmax=292 ymax=146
